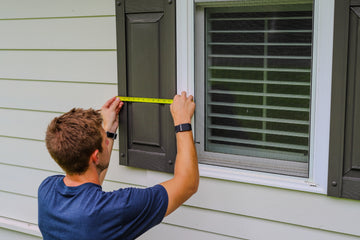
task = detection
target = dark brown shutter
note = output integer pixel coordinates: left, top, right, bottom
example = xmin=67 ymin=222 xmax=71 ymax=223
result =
xmin=328 ymin=0 xmax=360 ymax=199
xmin=115 ymin=0 xmax=176 ymax=173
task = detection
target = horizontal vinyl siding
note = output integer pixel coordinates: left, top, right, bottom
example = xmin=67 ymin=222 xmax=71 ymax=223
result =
xmin=1 ymin=191 xmax=38 ymax=225
xmin=0 ymin=52 xmax=117 ymax=83
xmin=0 ymin=0 xmax=120 ymax=237
xmin=1 ymin=0 xmax=360 ymax=240
xmin=0 ymin=228 xmax=41 ymax=240
xmin=0 ymin=17 xmax=116 ymax=49
xmin=0 ymin=0 xmax=114 ymax=19
xmin=188 ymin=178 xmax=360 ymax=237
xmin=139 ymin=222 xmax=243 ymax=240
xmin=163 ymin=205 xmax=360 ymax=240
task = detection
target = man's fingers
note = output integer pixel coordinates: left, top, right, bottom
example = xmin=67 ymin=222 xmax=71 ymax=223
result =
xmin=110 ymin=97 xmax=121 ymax=110
xmin=104 ymin=97 xmax=122 ymax=112
xmin=102 ymin=96 xmax=117 ymax=109
xmin=173 ymin=92 xmax=194 ymax=103
xmin=187 ymin=95 xmax=194 ymax=102
xmin=116 ymin=102 xmax=124 ymax=113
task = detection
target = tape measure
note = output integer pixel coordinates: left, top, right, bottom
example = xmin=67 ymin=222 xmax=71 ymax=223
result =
xmin=117 ymin=96 xmax=173 ymax=104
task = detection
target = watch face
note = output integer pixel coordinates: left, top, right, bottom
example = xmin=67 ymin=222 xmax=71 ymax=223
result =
xmin=106 ymin=131 xmax=117 ymax=139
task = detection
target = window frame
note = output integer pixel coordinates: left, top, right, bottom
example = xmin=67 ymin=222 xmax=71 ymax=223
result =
xmin=176 ymin=0 xmax=334 ymax=193
xmin=197 ymin=4 xmax=314 ymax=177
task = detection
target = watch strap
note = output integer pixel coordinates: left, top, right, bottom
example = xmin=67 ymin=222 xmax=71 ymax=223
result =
xmin=106 ymin=131 xmax=117 ymax=140
xmin=175 ymin=123 xmax=192 ymax=133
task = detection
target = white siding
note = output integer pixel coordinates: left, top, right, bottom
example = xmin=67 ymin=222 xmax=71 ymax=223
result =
xmin=0 ymin=228 xmax=41 ymax=240
xmin=1 ymin=1 xmax=360 ymax=240
xmin=0 ymin=0 xmax=114 ymax=18
xmin=0 ymin=52 xmax=117 ymax=83
xmin=0 ymin=17 xmax=116 ymax=49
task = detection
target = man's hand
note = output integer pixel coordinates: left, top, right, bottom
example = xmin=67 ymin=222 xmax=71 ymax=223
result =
xmin=101 ymin=97 xmax=124 ymax=133
xmin=170 ymin=92 xmax=195 ymax=126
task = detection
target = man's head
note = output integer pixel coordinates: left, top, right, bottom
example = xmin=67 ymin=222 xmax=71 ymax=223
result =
xmin=45 ymin=108 xmax=104 ymax=175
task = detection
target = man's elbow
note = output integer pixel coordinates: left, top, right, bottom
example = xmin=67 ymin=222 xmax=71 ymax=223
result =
xmin=190 ymin=184 xmax=199 ymax=196
xmin=188 ymin=177 xmax=199 ymax=196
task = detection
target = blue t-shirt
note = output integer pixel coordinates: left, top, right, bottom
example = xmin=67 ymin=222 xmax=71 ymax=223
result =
xmin=38 ymin=175 xmax=168 ymax=240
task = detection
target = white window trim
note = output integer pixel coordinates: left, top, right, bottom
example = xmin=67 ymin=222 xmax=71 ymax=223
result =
xmin=176 ymin=0 xmax=334 ymax=194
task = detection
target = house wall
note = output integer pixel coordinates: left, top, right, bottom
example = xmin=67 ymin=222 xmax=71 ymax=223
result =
xmin=1 ymin=1 xmax=360 ymax=239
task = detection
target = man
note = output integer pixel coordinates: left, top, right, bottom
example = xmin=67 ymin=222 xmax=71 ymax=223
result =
xmin=38 ymin=92 xmax=198 ymax=240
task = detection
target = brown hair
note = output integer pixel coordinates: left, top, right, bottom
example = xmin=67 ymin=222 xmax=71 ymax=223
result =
xmin=45 ymin=108 xmax=103 ymax=174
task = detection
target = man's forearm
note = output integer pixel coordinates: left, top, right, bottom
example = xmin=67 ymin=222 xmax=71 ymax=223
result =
xmin=160 ymin=129 xmax=199 ymax=216
xmin=174 ymin=131 xmax=199 ymax=193
xmin=99 ymin=138 xmax=115 ymax=185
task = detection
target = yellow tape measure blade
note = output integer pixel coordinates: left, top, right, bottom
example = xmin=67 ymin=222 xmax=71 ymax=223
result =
xmin=117 ymin=96 xmax=173 ymax=104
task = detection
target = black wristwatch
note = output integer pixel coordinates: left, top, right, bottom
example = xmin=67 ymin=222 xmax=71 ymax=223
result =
xmin=106 ymin=131 xmax=117 ymax=140
xmin=174 ymin=123 xmax=192 ymax=133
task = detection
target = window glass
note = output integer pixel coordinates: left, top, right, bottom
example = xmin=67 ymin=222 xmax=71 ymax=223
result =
xmin=202 ymin=2 xmax=314 ymax=173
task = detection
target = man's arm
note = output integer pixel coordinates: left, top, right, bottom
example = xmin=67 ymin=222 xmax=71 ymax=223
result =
xmin=99 ymin=97 xmax=124 ymax=184
xmin=160 ymin=92 xmax=199 ymax=216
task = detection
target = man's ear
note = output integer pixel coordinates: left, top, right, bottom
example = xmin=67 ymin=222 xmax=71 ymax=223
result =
xmin=90 ymin=149 xmax=100 ymax=164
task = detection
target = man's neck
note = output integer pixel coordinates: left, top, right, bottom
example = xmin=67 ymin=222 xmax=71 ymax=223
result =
xmin=63 ymin=165 xmax=100 ymax=186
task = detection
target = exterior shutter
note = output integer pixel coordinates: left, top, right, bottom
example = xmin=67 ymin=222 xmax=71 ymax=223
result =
xmin=328 ymin=0 xmax=360 ymax=199
xmin=115 ymin=0 xmax=176 ymax=173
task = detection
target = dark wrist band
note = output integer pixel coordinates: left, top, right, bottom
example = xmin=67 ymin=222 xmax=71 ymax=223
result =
xmin=106 ymin=131 xmax=117 ymax=140
xmin=175 ymin=123 xmax=192 ymax=133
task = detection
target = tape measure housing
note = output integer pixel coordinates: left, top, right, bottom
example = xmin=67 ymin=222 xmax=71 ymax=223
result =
xmin=117 ymin=96 xmax=173 ymax=104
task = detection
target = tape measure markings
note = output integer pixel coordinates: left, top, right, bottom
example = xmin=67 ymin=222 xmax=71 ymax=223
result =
xmin=117 ymin=96 xmax=173 ymax=104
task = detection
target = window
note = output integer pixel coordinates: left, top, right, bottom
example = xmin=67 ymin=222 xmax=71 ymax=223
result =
xmin=195 ymin=0 xmax=314 ymax=177
xmin=115 ymin=0 xmax=336 ymax=193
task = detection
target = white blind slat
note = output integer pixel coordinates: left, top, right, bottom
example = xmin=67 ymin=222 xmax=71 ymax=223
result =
xmin=209 ymin=101 xmax=310 ymax=112
xmin=209 ymin=66 xmax=311 ymax=73
xmin=209 ymin=54 xmax=312 ymax=60
xmin=209 ymin=113 xmax=309 ymax=125
xmin=209 ymin=124 xmax=309 ymax=138
xmin=208 ymin=136 xmax=309 ymax=151
xmin=209 ymin=29 xmax=312 ymax=33
xmin=209 ymin=78 xmax=311 ymax=86
xmin=209 ymin=42 xmax=312 ymax=46
xmin=208 ymin=89 xmax=311 ymax=99
xmin=209 ymin=16 xmax=312 ymax=21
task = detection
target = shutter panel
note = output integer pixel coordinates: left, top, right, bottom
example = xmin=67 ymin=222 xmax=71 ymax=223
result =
xmin=328 ymin=1 xmax=360 ymax=199
xmin=115 ymin=0 xmax=176 ymax=173
xmin=341 ymin=7 xmax=360 ymax=199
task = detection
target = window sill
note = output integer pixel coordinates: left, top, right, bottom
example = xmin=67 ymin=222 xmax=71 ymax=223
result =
xmin=199 ymin=163 xmax=327 ymax=194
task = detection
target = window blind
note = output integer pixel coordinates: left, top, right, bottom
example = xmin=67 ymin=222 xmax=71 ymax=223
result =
xmin=205 ymin=4 xmax=313 ymax=163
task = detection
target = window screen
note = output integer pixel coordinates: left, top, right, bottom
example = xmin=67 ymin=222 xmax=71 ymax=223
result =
xmin=204 ymin=3 xmax=313 ymax=168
